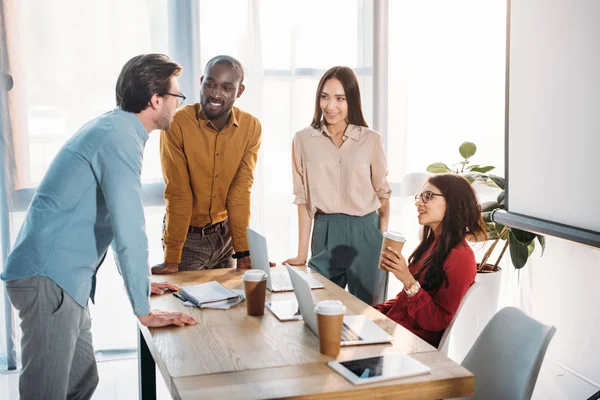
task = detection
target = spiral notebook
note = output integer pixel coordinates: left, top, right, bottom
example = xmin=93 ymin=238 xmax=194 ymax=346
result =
xmin=175 ymin=281 xmax=244 ymax=309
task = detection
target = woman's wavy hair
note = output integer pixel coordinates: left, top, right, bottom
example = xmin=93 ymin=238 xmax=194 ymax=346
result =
xmin=409 ymin=173 xmax=487 ymax=293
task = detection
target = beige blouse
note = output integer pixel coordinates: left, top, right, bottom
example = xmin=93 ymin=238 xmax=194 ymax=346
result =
xmin=292 ymin=124 xmax=392 ymax=218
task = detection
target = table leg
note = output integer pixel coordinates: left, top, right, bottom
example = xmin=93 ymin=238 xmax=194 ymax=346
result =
xmin=138 ymin=328 xmax=156 ymax=400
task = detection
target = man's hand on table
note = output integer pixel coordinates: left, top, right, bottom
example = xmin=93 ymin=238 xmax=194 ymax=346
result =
xmin=236 ymin=255 xmax=276 ymax=269
xmin=150 ymin=282 xmax=179 ymax=295
xmin=138 ymin=310 xmax=196 ymax=327
xmin=143 ymin=283 xmax=196 ymax=327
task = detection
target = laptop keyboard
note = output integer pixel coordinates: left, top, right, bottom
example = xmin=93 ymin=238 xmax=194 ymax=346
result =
xmin=342 ymin=322 xmax=363 ymax=342
xmin=272 ymin=273 xmax=292 ymax=288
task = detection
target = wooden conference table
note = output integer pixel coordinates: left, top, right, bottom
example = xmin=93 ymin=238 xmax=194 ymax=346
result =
xmin=138 ymin=266 xmax=474 ymax=399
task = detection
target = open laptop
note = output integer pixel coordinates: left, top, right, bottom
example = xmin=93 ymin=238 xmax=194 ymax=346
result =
xmin=247 ymin=227 xmax=323 ymax=292
xmin=286 ymin=265 xmax=393 ymax=346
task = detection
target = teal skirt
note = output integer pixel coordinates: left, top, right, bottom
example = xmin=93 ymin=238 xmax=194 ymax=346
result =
xmin=309 ymin=211 xmax=387 ymax=306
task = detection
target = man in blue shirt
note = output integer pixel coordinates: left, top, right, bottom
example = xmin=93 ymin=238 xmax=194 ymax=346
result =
xmin=1 ymin=54 xmax=196 ymax=399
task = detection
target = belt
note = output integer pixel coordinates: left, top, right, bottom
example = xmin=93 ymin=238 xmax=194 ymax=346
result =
xmin=188 ymin=221 xmax=226 ymax=237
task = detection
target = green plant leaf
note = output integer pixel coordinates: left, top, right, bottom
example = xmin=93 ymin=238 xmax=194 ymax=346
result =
xmin=488 ymin=174 xmax=505 ymax=190
xmin=466 ymin=164 xmax=480 ymax=170
xmin=495 ymin=222 xmax=506 ymax=236
xmin=509 ymin=232 xmax=530 ymax=269
xmin=527 ymin=241 xmax=536 ymax=256
xmin=537 ymin=235 xmax=546 ymax=256
xmin=485 ymin=224 xmax=499 ymax=240
xmin=469 ymin=165 xmax=496 ymax=173
xmin=511 ymin=228 xmax=536 ymax=244
xmin=459 ymin=142 xmax=477 ymax=160
xmin=481 ymin=201 xmax=500 ymax=212
xmin=497 ymin=191 xmax=505 ymax=206
xmin=462 ymin=173 xmax=477 ymax=184
xmin=482 ymin=211 xmax=493 ymax=223
xmin=426 ymin=163 xmax=451 ymax=174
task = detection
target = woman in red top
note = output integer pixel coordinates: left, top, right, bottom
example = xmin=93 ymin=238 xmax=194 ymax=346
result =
xmin=375 ymin=173 xmax=487 ymax=347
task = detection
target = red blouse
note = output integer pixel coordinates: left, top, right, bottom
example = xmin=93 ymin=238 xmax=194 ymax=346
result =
xmin=375 ymin=239 xmax=476 ymax=347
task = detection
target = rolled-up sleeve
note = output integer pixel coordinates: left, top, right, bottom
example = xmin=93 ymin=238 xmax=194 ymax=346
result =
xmin=371 ymin=134 xmax=392 ymax=199
xmin=292 ymin=135 xmax=306 ymax=205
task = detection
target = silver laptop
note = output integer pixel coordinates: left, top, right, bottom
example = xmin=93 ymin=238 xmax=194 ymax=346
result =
xmin=286 ymin=265 xmax=393 ymax=346
xmin=247 ymin=227 xmax=324 ymax=292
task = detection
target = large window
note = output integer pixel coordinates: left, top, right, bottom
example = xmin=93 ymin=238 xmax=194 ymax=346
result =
xmin=194 ymin=0 xmax=374 ymax=259
xmin=1 ymin=0 xmax=508 ymax=363
xmin=2 ymin=0 xmax=375 ymax=356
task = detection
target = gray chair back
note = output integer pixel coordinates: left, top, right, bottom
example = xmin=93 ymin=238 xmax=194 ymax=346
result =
xmin=458 ymin=306 xmax=556 ymax=400
xmin=438 ymin=281 xmax=480 ymax=355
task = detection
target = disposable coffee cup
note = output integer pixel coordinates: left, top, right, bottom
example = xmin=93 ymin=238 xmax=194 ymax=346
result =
xmin=243 ymin=270 xmax=268 ymax=316
xmin=315 ymin=300 xmax=347 ymax=357
xmin=379 ymin=231 xmax=407 ymax=270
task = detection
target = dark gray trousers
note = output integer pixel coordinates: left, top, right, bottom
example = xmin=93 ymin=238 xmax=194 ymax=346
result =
xmin=6 ymin=276 xmax=99 ymax=400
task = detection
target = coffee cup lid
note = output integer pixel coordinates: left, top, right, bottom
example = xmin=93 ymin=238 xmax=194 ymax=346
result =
xmin=242 ymin=269 xmax=267 ymax=282
xmin=314 ymin=300 xmax=346 ymax=315
xmin=383 ymin=231 xmax=406 ymax=242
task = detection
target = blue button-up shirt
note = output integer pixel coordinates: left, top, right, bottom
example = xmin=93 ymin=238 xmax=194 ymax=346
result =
xmin=2 ymin=108 xmax=151 ymax=315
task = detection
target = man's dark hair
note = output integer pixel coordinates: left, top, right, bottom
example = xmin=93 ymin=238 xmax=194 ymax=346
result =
xmin=204 ymin=55 xmax=244 ymax=84
xmin=116 ymin=54 xmax=182 ymax=113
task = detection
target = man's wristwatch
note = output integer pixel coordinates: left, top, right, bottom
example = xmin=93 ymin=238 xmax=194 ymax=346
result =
xmin=232 ymin=250 xmax=250 ymax=259
xmin=404 ymin=281 xmax=421 ymax=296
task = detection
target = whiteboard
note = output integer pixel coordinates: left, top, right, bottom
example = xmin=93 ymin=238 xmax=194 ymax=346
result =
xmin=506 ymin=0 xmax=600 ymax=235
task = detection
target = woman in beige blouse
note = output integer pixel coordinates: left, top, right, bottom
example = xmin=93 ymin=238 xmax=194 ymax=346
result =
xmin=284 ymin=66 xmax=392 ymax=306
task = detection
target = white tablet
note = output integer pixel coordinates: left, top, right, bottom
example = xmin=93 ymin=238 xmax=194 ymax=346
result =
xmin=328 ymin=353 xmax=431 ymax=385
xmin=265 ymin=300 xmax=302 ymax=321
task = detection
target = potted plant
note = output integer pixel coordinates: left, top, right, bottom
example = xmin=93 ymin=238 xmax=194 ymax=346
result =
xmin=426 ymin=142 xmax=545 ymax=271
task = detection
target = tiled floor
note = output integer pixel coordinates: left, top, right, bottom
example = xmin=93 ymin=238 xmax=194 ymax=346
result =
xmin=0 ymin=354 xmax=598 ymax=399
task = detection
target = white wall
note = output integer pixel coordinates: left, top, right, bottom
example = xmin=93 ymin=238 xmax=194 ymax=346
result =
xmin=530 ymin=238 xmax=600 ymax=385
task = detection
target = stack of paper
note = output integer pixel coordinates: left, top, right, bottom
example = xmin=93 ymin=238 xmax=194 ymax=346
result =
xmin=175 ymin=281 xmax=244 ymax=310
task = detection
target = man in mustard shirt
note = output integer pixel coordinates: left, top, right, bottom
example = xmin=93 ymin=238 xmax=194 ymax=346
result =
xmin=152 ymin=55 xmax=261 ymax=274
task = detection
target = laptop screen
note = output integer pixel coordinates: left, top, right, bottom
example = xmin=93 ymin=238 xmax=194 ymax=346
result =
xmin=246 ymin=227 xmax=271 ymax=272
xmin=286 ymin=265 xmax=319 ymax=335
xmin=246 ymin=227 xmax=273 ymax=288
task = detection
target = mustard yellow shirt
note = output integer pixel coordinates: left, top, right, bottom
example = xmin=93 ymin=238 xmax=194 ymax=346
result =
xmin=160 ymin=104 xmax=261 ymax=263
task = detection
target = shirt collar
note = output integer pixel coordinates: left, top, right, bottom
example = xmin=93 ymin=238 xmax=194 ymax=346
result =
xmin=115 ymin=108 xmax=149 ymax=143
xmin=196 ymin=104 xmax=240 ymax=131
xmin=313 ymin=123 xmax=361 ymax=140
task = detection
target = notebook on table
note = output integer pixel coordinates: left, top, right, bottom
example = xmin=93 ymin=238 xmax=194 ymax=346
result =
xmin=175 ymin=281 xmax=243 ymax=309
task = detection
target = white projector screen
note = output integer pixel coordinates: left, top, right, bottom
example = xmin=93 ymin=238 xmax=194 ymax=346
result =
xmin=497 ymin=0 xmax=600 ymax=247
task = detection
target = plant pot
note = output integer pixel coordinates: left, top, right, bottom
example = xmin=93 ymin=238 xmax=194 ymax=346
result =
xmin=447 ymin=265 xmax=503 ymax=363
xmin=474 ymin=264 xmax=503 ymax=334
xmin=477 ymin=262 xmax=501 ymax=273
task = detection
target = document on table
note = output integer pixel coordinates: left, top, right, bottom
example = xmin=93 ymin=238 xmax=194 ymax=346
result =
xmin=174 ymin=281 xmax=244 ymax=310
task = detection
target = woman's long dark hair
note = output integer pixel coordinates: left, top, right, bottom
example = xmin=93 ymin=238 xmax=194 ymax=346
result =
xmin=311 ymin=66 xmax=368 ymax=129
xmin=409 ymin=174 xmax=487 ymax=293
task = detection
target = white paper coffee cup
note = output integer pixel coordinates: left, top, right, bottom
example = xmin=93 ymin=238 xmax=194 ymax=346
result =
xmin=383 ymin=231 xmax=406 ymax=243
xmin=379 ymin=231 xmax=407 ymax=270
xmin=315 ymin=300 xmax=346 ymax=356
xmin=242 ymin=270 xmax=267 ymax=282
xmin=243 ymin=270 xmax=268 ymax=316
xmin=314 ymin=300 xmax=346 ymax=316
